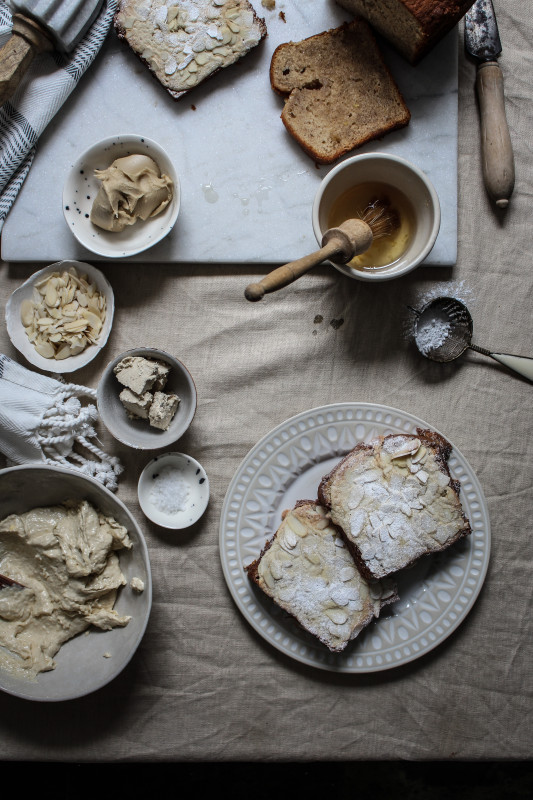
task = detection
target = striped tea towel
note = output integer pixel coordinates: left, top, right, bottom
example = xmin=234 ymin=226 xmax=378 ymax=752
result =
xmin=0 ymin=0 xmax=116 ymax=232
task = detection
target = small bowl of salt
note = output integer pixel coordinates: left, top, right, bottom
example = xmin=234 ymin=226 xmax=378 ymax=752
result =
xmin=138 ymin=452 xmax=209 ymax=529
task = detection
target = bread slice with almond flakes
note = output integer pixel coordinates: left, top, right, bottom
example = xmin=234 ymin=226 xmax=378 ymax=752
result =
xmin=246 ymin=500 xmax=397 ymax=652
xmin=318 ymin=429 xmax=472 ymax=580
xmin=115 ymin=0 xmax=267 ymax=100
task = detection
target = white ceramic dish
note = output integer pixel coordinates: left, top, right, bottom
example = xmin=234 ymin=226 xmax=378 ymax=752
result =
xmin=312 ymin=153 xmax=441 ymax=282
xmin=5 ymin=260 xmax=114 ymax=374
xmin=63 ymin=134 xmax=180 ymax=258
xmin=97 ymin=347 xmax=197 ymax=450
xmin=219 ymin=403 xmax=490 ymax=673
xmin=138 ymin=452 xmax=209 ymax=529
xmin=0 ymin=465 xmax=152 ymax=702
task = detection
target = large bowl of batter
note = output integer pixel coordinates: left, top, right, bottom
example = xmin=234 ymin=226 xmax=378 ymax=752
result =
xmin=0 ymin=465 xmax=152 ymax=702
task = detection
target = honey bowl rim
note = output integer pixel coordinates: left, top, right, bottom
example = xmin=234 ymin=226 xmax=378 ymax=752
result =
xmin=311 ymin=152 xmax=441 ymax=283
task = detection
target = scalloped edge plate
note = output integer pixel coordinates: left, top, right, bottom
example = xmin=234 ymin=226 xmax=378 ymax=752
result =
xmin=219 ymin=403 xmax=490 ymax=673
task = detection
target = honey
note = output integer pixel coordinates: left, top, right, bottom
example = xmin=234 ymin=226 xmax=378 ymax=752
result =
xmin=327 ymin=181 xmax=415 ymax=271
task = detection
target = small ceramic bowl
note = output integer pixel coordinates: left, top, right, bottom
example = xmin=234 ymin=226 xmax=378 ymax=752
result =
xmin=5 ymin=260 xmax=114 ymax=373
xmin=97 ymin=347 xmax=197 ymax=450
xmin=312 ymin=152 xmax=441 ymax=282
xmin=138 ymin=452 xmax=209 ymax=529
xmin=63 ymin=134 xmax=180 ymax=258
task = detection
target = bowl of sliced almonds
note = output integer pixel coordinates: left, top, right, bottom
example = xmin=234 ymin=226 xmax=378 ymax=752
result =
xmin=5 ymin=260 xmax=114 ymax=373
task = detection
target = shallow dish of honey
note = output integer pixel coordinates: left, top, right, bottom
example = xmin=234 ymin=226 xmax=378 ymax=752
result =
xmin=313 ymin=153 xmax=440 ymax=282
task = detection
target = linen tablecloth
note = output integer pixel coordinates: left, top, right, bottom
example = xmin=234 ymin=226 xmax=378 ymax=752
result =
xmin=0 ymin=0 xmax=532 ymax=762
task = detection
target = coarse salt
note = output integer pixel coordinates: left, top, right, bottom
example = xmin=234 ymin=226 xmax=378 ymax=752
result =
xmin=149 ymin=464 xmax=191 ymax=514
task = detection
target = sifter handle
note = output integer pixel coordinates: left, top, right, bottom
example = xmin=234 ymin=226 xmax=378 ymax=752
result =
xmin=470 ymin=344 xmax=533 ymax=382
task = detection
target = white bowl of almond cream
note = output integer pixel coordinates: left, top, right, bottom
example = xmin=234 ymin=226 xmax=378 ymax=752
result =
xmin=63 ymin=134 xmax=180 ymax=258
xmin=0 ymin=465 xmax=152 ymax=701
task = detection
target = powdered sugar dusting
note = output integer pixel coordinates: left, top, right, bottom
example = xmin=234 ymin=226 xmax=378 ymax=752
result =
xmin=403 ymin=280 xmax=475 ymax=343
xmin=415 ymin=312 xmax=452 ymax=355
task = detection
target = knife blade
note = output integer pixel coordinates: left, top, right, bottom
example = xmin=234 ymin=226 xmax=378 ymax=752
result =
xmin=465 ymin=0 xmax=514 ymax=208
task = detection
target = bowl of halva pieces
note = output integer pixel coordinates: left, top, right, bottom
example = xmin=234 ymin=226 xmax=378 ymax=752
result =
xmin=97 ymin=348 xmax=197 ymax=449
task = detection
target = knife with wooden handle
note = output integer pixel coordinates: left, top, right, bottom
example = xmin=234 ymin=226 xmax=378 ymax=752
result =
xmin=465 ymin=0 xmax=515 ymax=208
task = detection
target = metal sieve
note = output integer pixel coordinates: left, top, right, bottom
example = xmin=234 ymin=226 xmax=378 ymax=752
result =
xmin=411 ymin=296 xmax=533 ymax=382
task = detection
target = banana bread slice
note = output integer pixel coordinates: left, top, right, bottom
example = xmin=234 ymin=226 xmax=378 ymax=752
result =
xmin=269 ymin=19 xmax=410 ymax=164
xmin=318 ymin=429 xmax=472 ymax=580
xmin=246 ymin=500 xmax=397 ymax=652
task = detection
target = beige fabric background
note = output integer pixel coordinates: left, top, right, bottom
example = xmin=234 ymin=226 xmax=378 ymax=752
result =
xmin=0 ymin=0 xmax=532 ymax=762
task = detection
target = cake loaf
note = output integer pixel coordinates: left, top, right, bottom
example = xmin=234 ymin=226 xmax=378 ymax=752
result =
xmin=115 ymin=0 xmax=267 ymax=100
xmin=269 ymin=20 xmax=410 ymax=164
xmin=336 ymin=0 xmax=475 ymax=63
xmin=318 ymin=429 xmax=471 ymax=580
xmin=246 ymin=500 xmax=397 ymax=652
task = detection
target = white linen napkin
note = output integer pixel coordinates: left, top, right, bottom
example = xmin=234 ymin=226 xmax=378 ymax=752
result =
xmin=0 ymin=0 xmax=116 ymax=232
xmin=0 ymin=354 xmax=123 ymax=491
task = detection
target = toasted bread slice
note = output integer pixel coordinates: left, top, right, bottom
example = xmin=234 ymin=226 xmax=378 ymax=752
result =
xmin=246 ymin=500 xmax=397 ymax=652
xmin=318 ymin=429 xmax=472 ymax=580
xmin=115 ymin=0 xmax=267 ymax=100
xmin=269 ymin=19 xmax=410 ymax=164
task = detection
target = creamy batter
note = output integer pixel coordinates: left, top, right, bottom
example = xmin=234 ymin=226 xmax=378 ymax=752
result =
xmin=0 ymin=501 xmax=132 ymax=679
xmin=90 ymin=154 xmax=173 ymax=232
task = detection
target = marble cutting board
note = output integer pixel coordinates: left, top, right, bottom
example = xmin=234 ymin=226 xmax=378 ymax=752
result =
xmin=1 ymin=1 xmax=459 ymax=265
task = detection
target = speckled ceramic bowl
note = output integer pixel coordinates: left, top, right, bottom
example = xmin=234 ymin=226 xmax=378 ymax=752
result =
xmin=63 ymin=134 xmax=180 ymax=258
xmin=97 ymin=348 xmax=197 ymax=450
xmin=0 ymin=465 xmax=152 ymax=702
xmin=138 ymin=452 xmax=209 ymax=529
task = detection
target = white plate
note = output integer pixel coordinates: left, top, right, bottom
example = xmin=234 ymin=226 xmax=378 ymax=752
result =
xmin=5 ymin=260 xmax=114 ymax=374
xmin=63 ymin=134 xmax=180 ymax=258
xmin=219 ymin=403 xmax=490 ymax=673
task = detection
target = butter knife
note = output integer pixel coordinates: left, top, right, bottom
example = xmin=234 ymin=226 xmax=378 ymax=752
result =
xmin=465 ymin=0 xmax=515 ymax=208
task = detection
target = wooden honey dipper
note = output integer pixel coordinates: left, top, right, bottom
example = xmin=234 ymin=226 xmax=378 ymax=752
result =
xmin=245 ymin=198 xmax=400 ymax=301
